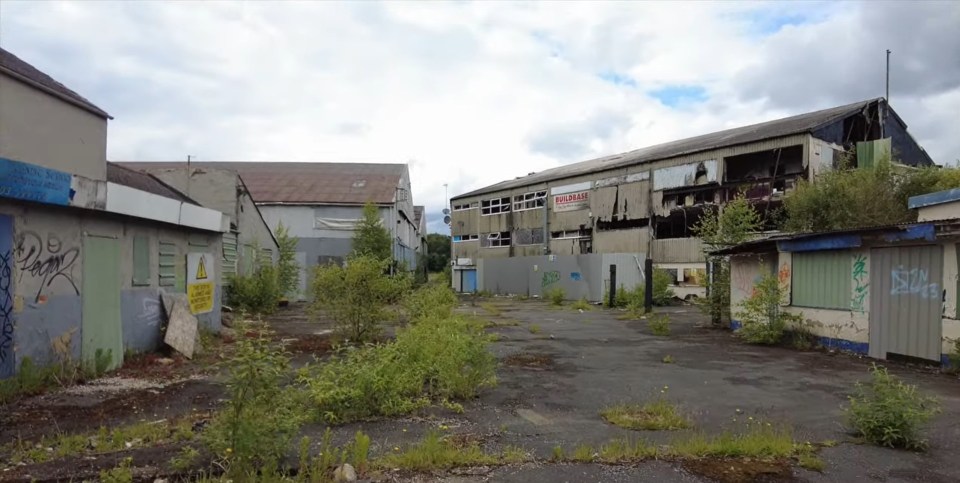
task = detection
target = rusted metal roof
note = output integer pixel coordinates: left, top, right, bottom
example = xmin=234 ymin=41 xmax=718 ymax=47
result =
xmin=106 ymin=163 xmax=198 ymax=204
xmin=454 ymin=98 xmax=887 ymax=200
xmin=0 ymin=47 xmax=111 ymax=119
xmin=118 ymin=162 xmax=405 ymax=204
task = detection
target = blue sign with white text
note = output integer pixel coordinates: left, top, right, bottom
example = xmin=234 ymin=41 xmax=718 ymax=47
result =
xmin=0 ymin=157 xmax=72 ymax=206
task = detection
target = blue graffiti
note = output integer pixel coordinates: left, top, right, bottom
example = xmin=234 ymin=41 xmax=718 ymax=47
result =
xmin=570 ymin=272 xmax=582 ymax=281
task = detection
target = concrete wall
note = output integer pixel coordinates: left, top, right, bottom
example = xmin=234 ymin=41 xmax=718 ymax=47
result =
xmin=0 ymin=199 xmax=222 ymax=372
xmin=0 ymin=74 xmax=108 ymax=181
xmin=918 ymin=201 xmax=960 ymax=222
xmin=478 ymin=252 xmax=645 ymax=302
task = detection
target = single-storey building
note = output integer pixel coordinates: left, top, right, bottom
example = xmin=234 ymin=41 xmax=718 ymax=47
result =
xmin=0 ymin=48 xmax=226 ymax=377
xmin=719 ymin=189 xmax=960 ymax=365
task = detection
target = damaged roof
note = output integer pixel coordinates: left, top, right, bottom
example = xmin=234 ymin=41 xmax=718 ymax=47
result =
xmin=106 ymin=163 xmax=198 ymax=205
xmin=118 ymin=162 xmax=407 ymax=205
xmin=454 ymin=98 xmax=886 ymax=200
xmin=0 ymin=47 xmax=111 ymax=119
xmin=414 ymin=205 xmax=425 ymax=227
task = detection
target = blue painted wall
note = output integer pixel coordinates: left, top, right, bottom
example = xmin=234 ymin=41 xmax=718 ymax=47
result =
xmin=0 ymin=214 xmax=15 ymax=378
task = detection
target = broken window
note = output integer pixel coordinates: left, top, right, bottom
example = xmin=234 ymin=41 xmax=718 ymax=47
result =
xmin=453 ymin=202 xmax=478 ymax=211
xmin=512 ymin=191 xmax=547 ymax=211
xmin=513 ymin=227 xmax=545 ymax=245
xmin=481 ymin=231 xmax=511 ymax=248
xmin=453 ymin=234 xmax=479 ymax=242
xmin=481 ymin=197 xmax=511 ymax=215
xmin=724 ymin=145 xmax=804 ymax=185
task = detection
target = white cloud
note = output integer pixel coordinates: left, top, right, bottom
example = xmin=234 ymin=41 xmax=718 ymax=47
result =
xmin=1 ymin=0 xmax=957 ymax=233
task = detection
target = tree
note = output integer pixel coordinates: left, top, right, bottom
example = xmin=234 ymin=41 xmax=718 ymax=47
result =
xmin=693 ymin=195 xmax=763 ymax=325
xmin=352 ymin=202 xmax=392 ymax=261
xmin=274 ymin=222 xmax=300 ymax=298
xmin=426 ymin=233 xmax=451 ymax=272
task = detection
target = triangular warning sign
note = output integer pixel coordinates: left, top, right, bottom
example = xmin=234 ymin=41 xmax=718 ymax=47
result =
xmin=196 ymin=257 xmax=208 ymax=280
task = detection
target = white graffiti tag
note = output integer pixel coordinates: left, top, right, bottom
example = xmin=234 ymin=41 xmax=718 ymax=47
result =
xmin=890 ymin=267 xmax=940 ymax=299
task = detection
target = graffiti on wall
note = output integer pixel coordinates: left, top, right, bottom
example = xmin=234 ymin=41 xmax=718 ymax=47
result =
xmin=890 ymin=266 xmax=940 ymax=299
xmin=1 ymin=248 xmax=14 ymax=378
xmin=136 ymin=297 xmax=162 ymax=327
xmin=777 ymin=263 xmax=790 ymax=285
xmin=15 ymin=231 xmax=79 ymax=303
xmin=851 ymin=254 xmax=868 ymax=313
xmin=541 ymin=270 xmax=560 ymax=287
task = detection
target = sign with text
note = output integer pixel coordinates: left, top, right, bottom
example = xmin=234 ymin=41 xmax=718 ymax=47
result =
xmin=187 ymin=252 xmax=215 ymax=314
xmin=553 ymin=191 xmax=589 ymax=212
xmin=0 ymin=157 xmax=72 ymax=206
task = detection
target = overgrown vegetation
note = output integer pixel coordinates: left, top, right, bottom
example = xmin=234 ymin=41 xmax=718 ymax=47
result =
xmin=404 ymin=283 xmax=459 ymax=321
xmin=693 ymin=195 xmax=762 ymax=325
xmin=652 ymin=268 xmax=675 ymax=306
xmin=601 ymin=394 xmax=690 ymax=431
xmin=571 ymin=297 xmax=592 ymax=311
xmin=426 ymin=233 xmax=452 ymax=273
xmin=735 ymin=273 xmax=803 ymax=345
xmin=203 ymin=324 xmax=304 ymax=476
xmin=647 ymin=313 xmax=671 ymax=336
xmin=311 ymin=255 xmax=410 ymax=342
xmin=299 ymin=316 xmax=496 ymax=423
xmin=274 ymin=221 xmax=301 ymax=299
xmin=352 ymin=202 xmax=392 ymax=261
xmin=545 ymin=287 xmax=565 ymax=306
xmin=226 ymin=263 xmax=282 ymax=315
xmin=783 ymin=157 xmax=960 ymax=233
xmin=845 ymin=365 xmax=941 ymax=450
xmin=0 ymin=350 xmax=113 ymax=405
xmin=376 ymin=431 xmax=527 ymax=470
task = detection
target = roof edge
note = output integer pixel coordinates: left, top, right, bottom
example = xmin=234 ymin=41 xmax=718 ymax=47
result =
xmin=1 ymin=65 xmax=112 ymax=120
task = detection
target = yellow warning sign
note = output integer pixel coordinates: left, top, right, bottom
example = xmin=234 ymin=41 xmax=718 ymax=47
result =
xmin=188 ymin=282 xmax=214 ymax=314
xmin=196 ymin=257 xmax=208 ymax=280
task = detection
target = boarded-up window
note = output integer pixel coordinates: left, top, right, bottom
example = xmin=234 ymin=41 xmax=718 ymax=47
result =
xmin=159 ymin=240 xmax=177 ymax=287
xmin=132 ymin=235 xmax=151 ymax=286
xmin=792 ymin=251 xmax=851 ymax=309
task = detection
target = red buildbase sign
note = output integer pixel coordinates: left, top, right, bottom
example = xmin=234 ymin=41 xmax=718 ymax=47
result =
xmin=553 ymin=191 xmax=589 ymax=212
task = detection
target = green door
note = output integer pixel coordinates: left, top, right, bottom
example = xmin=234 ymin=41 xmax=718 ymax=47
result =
xmin=82 ymin=235 xmax=123 ymax=371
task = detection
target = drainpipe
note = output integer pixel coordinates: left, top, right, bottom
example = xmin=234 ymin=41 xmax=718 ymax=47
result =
xmin=543 ymin=193 xmax=550 ymax=255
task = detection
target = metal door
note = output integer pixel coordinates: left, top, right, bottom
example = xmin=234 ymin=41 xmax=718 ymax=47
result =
xmin=868 ymin=245 xmax=943 ymax=361
xmin=0 ymin=215 xmax=15 ymax=378
xmin=82 ymin=235 xmax=123 ymax=370
xmin=463 ymin=269 xmax=477 ymax=293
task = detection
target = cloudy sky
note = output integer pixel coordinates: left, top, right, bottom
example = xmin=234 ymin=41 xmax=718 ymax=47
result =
xmin=2 ymin=1 xmax=958 ymax=232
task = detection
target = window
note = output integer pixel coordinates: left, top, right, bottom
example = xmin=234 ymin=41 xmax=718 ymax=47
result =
xmin=792 ymin=251 xmax=852 ymax=309
xmin=551 ymin=229 xmax=589 ymax=239
xmin=512 ymin=191 xmax=547 ymax=211
xmin=453 ymin=202 xmax=478 ymax=211
xmin=514 ymin=228 xmax=545 ymax=245
xmin=481 ymin=197 xmax=511 ymax=215
xmin=453 ymin=234 xmax=479 ymax=242
xmin=158 ymin=240 xmax=177 ymax=287
xmin=481 ymin=231 xmax=511 ymax=248
xmin=132 ymin=235 xmax=151 ymax=286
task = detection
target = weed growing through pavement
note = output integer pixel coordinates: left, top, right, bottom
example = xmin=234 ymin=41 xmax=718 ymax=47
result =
xmin=376 ymin=431 xmax=528 ymax=470
xmin=571 ymin=297 xmax=591 ymax=311
xmin=601 ymin=388 xmax=691 ymax=431
xmin=99 ymin=457 xmax=133 ymax=483
xmin=845 ymin=364 xmax=940 ymax=450
xmin=528 ymin=324 xmax=542 ymax=334
xmin=479 ymin=302 xmax=503 ymax=317
xmin=662 ymin=355 xmax=674 ymax=364
xmin=647 ymin=313 xmax=671 ymax=336
xmin=170 ymin=446 xmax=201 ymax=472
xmin=545 ymin=287 xmax=565 ymax=306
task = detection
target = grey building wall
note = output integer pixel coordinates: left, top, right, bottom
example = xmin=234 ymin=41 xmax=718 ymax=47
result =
xmin=478 ymin=252 xmax=646 ymax=302
xmin=0 ymin=73 xmax=108 ymax=181
xmin=0 ymin=199 xmax=222 ymax=371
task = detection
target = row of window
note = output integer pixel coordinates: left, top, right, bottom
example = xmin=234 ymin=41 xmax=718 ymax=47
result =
xmin=454 ymin=190 xmax=549 ymax=216
xmin=455 ymin=228 xmax=574 ymax=248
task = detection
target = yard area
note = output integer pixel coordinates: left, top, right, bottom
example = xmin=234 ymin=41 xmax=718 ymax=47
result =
xmin=2 ymin=298 xmax=959 ymax=482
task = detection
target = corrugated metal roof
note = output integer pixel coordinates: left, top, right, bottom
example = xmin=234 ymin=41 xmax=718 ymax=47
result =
xmin=0 ymin=47 xmax=111 ymax=119
xmin=454 ymin=98 xmax=883 ymax=200
xmin=414 ymin=205 xmax=425 ymax=227
xmin=118 ymin=162 xmax=406 ymax=205
xmin=106 ymin=162 xmax=198 ymax=204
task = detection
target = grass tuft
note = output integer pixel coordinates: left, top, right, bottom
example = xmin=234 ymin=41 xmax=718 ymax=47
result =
xmin=571 ymin=298 xmax=592 ymax=311
xmin=601 ymin=399 xmax=691 ymax=431
xmin=668 ymin=421 xmax=794 ymax=458
xmin=377 ymin=432 xmax=527 ymax=470
xmin=528 ymin=324 xmax=541 ymax=334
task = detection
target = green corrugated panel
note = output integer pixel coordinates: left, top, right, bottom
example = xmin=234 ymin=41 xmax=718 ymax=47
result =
xmin=259 ymin=248 xmax=273 ymax=268
xmin=791 ymin=251 xmax=852 ymax=309
xmin=856 ymin=138 xmax=891 ymax=168
xmin=222 ymin=232 xmax=238 ymax=279
xmin=159 ymin=240 xmax=177 ymax=287
xmin=132 ymin=235 xmax=151 ymax=286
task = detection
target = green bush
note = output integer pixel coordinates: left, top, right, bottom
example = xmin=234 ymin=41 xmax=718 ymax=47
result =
xmin=545 ymin=287 xmax=565 ymax=306
xmin=274 ymin=222 xmax=301 ymax=298
xmin=226 ymin=264 xmax=282 ymax=315
xmin=203 ymin=325 xmax=304 ymax=474
xmin=311 ymin=255 xmax=411 ymax=342
xmin=845 ymin=365 xmax=940 ymax=450
xmin=571 ymin=297 xmax=591 ymax=311
xmin=404 ymin=284 xmax=458 ymax=322
xmin=735 ymin=273 xmax=802 ymax=345
xmin=652 ymin=269 xmax=675 ymax=306
xmin=299 ymin=316 xmax=496 ymax=423
xmin=647 ymin=314 xmax=671 ymax=336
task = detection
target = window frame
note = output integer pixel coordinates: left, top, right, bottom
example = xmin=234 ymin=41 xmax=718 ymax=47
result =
xmin=512 ymin=190 xmax=547 ymax=212
xmin=453 ymin=234 xmax=479 ymax=242
xmin=481 ymin=197 xmax=511 ymax=216
xmin=482 ymin=231 xmax=511 ymax=248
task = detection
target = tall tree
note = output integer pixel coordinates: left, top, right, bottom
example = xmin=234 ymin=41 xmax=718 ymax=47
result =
xmin=426 ymin=233 xmax=451 ymax=272
xmin=274 ymin=221 xmax=300 ymax=297
xmin=352 ymin=202 xmax=393 ymax=261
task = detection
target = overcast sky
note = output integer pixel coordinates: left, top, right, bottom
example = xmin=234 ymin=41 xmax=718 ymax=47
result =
xmin=2 ymin=1 xmax=958 ymax=233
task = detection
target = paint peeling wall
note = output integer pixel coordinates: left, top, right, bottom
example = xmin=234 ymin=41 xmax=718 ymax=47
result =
xmin=0 ymin=199 xmax=222 ymax=374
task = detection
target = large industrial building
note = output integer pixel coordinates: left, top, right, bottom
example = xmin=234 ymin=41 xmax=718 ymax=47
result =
xmin=449 ymin=98 xmax=933 ymax=295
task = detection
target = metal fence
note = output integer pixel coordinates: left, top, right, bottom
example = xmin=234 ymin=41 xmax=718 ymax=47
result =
xmin=477 ymin=252 xmax=646 ymax=302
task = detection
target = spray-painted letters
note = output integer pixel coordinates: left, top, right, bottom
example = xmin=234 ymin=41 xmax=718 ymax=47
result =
xmin=851 ymin=254 xmax=868 ymax=313
xmin=15 ymin=231 xmax=79 ymax=302
xmin=889 ymin=266 xmax=939 ymax=299
xmin=0 ymin=248 xmax=14 ymax=377
xmin=541 ymin=270 xmax=560 ymax=287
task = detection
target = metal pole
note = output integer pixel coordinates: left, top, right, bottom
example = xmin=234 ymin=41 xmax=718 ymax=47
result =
xmin=644 ymin=257 xmax=654 ymax=312
xmin=608 ymin=265 xmax=617 ymax=308
xmin=883 ymin=49 xmax=891 ymax=138
xmin=186 ymin=154 xmax=193 ymax=197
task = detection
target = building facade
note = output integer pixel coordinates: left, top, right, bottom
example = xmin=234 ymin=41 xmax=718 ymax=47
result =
xmin=0 ymin=48 xmax=225 ymax=377
xmin=449 ymin=98 xmax=934 ymax=295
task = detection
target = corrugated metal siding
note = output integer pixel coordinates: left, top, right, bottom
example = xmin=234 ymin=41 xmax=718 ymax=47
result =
xmin=651 ymin=238 xmax=705 ymax=263
xmin=868 ymin=245 xmax=942 ymax=361
xmin=791 ymin=251 xmax=851 ymax=309
xmin=132 ymin=235 xmax=150 ymax=286
xmin=856 ymin=138 xmax=892 ymax=168
xmin=158 ymin=240 xmax=177 ymax=287
xmin=222 ymin=232 xmax=238 ymax=279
